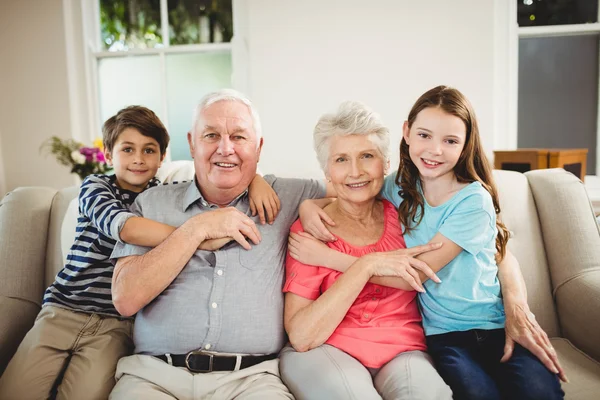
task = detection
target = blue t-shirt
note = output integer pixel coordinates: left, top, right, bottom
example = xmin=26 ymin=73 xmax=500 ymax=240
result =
xmin=381 ymin=175 xmax=505 ymax=335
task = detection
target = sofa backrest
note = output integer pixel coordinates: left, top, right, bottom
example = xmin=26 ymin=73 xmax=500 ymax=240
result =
xmin=493 ymin=170 xmax=560 ymax=336
xmin=47 ymin=165 xmax=562 ymax=336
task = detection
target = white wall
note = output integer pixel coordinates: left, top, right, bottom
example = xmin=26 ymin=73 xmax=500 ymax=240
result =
xmin=234 ymin=0 xmax=514 ymax=178
xmin=0 ymin=0 xmax=75 ymax=194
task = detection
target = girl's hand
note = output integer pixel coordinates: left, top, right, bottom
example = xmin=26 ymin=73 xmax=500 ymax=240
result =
xmin=288 ymin=231 xmax=334 ymax=266
xmin=501 ymin=303 xmax=568 ymax=383
xmin=199 ymin=237 xmax=233 ymax=251
xmin=362 ymin=244 xmax=442 ymax=292
xmin=299 ymin=199 xmax=336 ymax=242
xmin=249 ymin=175 xmax=281 ymax=225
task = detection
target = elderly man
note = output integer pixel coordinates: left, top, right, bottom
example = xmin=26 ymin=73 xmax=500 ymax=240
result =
xmin=108 ymin=89 xmax=329 ymax=399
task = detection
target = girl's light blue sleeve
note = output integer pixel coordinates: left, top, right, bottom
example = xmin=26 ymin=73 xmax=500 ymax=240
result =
xmin=380 ymin=174 xmax=402 ymax=207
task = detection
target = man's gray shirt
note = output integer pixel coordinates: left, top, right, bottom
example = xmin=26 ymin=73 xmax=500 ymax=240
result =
xmin=111 ymin=175 xmax=326 ymax=356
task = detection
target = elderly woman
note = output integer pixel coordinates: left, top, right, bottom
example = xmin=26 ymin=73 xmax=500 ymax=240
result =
xmin=279 ymin=101 xmax=453 ymax=400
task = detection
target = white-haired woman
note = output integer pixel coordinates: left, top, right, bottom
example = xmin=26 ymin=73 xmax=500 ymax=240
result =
xmin=280 ymin=101 xmax=453 ymax=400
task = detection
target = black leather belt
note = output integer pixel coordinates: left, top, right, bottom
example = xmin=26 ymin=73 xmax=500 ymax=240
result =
xmin=154 ymin=350 xmax=277 ymax=373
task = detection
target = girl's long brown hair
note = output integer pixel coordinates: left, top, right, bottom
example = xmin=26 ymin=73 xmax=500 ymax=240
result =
xmin=396 ymin=85 xmax=509 ymax=261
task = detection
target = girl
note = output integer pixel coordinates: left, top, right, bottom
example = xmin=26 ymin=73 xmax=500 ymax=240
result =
xmin=292 ymin=86 xmax=565 ymax=400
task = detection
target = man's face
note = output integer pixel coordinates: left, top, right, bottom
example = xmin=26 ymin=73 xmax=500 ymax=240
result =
xmin=188 ymin=100 xmax=263 ymax=201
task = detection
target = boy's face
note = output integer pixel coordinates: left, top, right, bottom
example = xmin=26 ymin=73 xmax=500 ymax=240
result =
xmin=105 ymin=128 xmax=164 ymax=192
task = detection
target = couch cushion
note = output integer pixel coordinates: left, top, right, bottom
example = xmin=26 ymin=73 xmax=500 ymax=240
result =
xmin=46 ymin=186 xmax=79 ymax=289
xmin=493 ymin=170 xmax=560 ymax=337
xmin=527 ymin=169 xmax=600 ymax=362
xmin=0 ymin=187 xmax=57 ymax=305
xmin=0 ymin=297 xmax=40 ymax=375
xmin=551 ymin=337 xmax=600 ymax=399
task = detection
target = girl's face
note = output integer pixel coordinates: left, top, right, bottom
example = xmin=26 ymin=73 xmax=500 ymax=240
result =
xmin=403 ymin=107 xmax=467 ymax=183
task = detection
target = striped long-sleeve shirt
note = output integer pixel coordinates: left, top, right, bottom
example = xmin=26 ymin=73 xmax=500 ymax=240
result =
xmin=43 ymin=174 xmax=160 ymax=316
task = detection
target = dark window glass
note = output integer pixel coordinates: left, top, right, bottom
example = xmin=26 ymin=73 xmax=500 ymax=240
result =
xmin=168 ymin=0 xmax=233 ymax=45
xmin=517 ymin=0 xmax=597 ymax=27
xmin=100 ymin=0 xmax=163 ymax=51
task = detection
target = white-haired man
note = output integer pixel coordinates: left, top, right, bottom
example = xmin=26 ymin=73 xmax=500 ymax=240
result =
xmin=108 ymin=89 xmax=331 ymax=398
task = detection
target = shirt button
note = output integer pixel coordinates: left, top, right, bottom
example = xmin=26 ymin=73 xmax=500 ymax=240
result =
xmin=211 ymin=302 xmax=218 ymax=309
xmin=375 ymin=288 xmax=381 ymax=293
xmin=204 ymin=343 xmax=211 ymax=350
xmin=217 ymin=270 xmax=223 ymax=276
xmin=372 ymin=297 xmax=377 ymax=301
xmin=364 ymin=313 xmax=370 ymax=318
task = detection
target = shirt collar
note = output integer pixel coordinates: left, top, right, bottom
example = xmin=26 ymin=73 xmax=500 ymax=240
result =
xmin=182 ymin=178 xmax=249 ymax=212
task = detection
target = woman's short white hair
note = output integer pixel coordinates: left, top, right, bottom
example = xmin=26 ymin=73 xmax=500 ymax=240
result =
xmin=314 ymin=101 xmax=390 ymax=173
xmin=192 ymin=89 xmax=262 ymax=147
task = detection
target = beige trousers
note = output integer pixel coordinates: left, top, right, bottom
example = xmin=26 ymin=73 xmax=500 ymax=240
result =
xmin=109 ymin=354 xmax=294 ymax=400
xmin=0 ymin=305 xmax=133 ymax=400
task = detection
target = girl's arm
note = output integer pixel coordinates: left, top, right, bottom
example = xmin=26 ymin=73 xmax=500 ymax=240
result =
xmin=498 ymin=250 xmax=567 ymax=382
xmin=288 ymin=231 xmax=441 ymax=292
xmin=248 ymin=174 xmax=281 ymax=225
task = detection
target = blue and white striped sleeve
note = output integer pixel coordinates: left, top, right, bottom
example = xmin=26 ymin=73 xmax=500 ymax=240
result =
xmin=78 ymin=175 xmax=137 ymax=242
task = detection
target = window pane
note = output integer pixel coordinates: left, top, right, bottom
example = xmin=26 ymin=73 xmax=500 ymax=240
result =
xmin=165 ymin=52 xmax=232 ymax=160
xmin=98 ymin=56 xmax=163 ymax=131
xmin=168 ymin=0 xmax=233 ymax=45
xmin=518 ymin=35 xmax=598 ymax=174
xmin=100 ymin=0 xmax=163 ymax=50
xmin=517 ymin=0 xmax=598 ymax=27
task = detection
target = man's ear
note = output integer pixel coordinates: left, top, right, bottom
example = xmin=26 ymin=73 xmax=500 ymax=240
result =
xmin=104 ymin=149 xmax=113 ymax=166
xmin=256 ymin=137 xmax=264 ymax=162
xmin=402 ymin=121 xmax=410 ymax=145
xmin=187 ymin=131 xmax=195 ymax=158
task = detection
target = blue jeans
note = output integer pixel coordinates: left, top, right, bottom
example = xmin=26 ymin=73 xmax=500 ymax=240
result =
xmin=426 ymin=329 xmax=564 ymax=400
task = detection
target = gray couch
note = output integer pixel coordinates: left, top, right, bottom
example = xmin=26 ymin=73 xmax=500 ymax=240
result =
xmin=1 ymin=165 xmax=599 ymax=398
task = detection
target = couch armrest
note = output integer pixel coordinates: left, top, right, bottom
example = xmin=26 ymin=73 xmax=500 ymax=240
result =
xmin=526 ymin=169 xmax=600 ymax=361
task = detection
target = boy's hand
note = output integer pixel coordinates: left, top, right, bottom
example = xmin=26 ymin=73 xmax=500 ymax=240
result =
xmin=288 ymin=231 xmax=334 ymax=266
xmin=199 ymin=237 xmax=233 ymax=251
xmin=249 ymin=175 xmax=281 ymax=225
xmin=299 ymin=199 xmax=336 ymax=242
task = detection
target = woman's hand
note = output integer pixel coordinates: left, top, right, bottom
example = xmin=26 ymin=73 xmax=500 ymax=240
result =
xmin=249 ymin=175 xmax=281 ymax=225
xmin=363 ymin=244 xmax=442 ymax=292
xmin=288 ymin=231 xmax=336 ymax=266
xmin=299 ymin=199 xmax=336 ymax=242
xmin=501 ymin=302 xmax=568 ymax=382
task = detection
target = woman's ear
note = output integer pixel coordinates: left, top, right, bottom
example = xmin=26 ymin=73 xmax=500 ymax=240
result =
xmin=402 ymin=121 xmax=411 ymax=145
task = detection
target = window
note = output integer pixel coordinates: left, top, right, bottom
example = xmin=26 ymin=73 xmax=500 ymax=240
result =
xmin=85 ymin=0 xmax=233 ymax=160
xmin=516 ymin=0 xmax=600 ymax=175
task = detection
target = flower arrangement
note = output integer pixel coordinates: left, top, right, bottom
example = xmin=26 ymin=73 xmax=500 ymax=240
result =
xmin=41 ymin=136 xmax=112 ymax=181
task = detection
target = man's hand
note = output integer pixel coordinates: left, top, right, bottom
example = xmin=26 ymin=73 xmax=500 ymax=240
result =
xmin=194 ymin=207 xmax=261 ymax=250
xmin=502 ymin=303 xmax=568 ymax=382
xmin=299 ymin=199 xmax=336 ymax=242
xmin=363 ymin=244 xmax=443 ymax=292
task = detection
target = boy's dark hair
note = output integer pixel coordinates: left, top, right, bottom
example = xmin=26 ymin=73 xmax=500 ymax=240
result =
xmin=102 ymin=106 xmax=170 ymax=155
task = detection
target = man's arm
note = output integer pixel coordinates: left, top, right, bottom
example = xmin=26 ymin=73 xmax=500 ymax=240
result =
xmin=112 ymin=207 xmax=261 ymax=317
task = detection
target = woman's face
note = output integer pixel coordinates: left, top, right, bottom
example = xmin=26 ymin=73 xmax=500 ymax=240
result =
xmin=326 ymin=134 xmax=387 ymax=205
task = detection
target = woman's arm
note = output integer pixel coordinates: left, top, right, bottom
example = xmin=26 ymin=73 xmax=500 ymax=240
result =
xmin=248 ymin=174 xmax=281 ymax=225
xmin=284 ymin=259 xmax=373 ymax=352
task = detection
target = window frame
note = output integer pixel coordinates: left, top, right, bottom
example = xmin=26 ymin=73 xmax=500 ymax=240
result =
xmin=515 ymin=1 xmax=600 ymax=175
xmin=80 ymin=0 xmax=233 ymax=161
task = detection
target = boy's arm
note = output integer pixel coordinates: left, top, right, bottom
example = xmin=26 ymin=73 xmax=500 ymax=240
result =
xmin=249 ymin=174 xmax=281 ymax=225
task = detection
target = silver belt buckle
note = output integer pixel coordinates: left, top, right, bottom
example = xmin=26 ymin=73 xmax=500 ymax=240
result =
xmin=185 ymin=350 xmax=214 ymax=372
